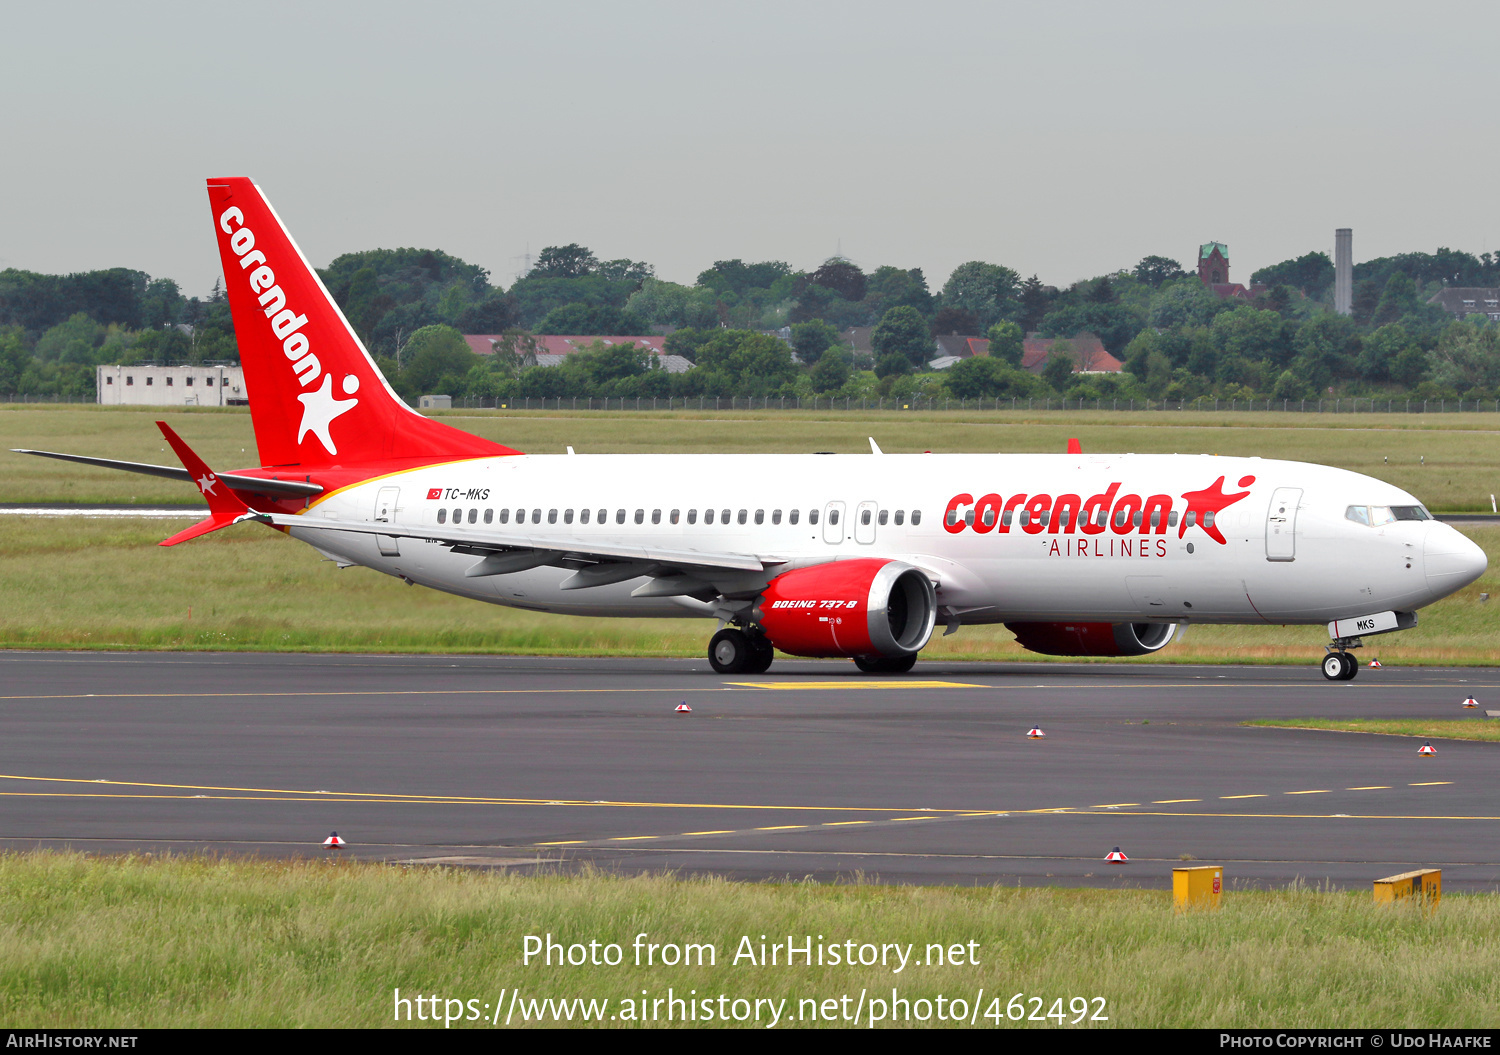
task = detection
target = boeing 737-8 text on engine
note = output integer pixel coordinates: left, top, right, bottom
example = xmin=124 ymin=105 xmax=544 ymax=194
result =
xmin=14 ymin=179 xmax=1487 ymax=679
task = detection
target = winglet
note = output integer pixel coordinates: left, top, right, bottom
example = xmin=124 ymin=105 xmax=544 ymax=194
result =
xmin=869 ymin=437 xmax=883 ymax=455
xmin=1067 ymin=438 xmax=1082 ymax=454
xmin=155 ymin=421 xmax=256 ymax=546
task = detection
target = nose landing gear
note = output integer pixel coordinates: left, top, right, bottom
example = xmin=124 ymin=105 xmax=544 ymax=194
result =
xmin=1320 ymin=637 xmax=1362 ymax=681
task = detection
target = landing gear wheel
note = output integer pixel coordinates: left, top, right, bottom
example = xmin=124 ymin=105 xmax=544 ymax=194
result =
xmin=709 ymin=628 xmax=752 ymax=674
xmin=1321 ymin=651 xmax=1358 ymax=681
xmin=1338 ymin=652 xmax=1359 ymax=680
xmin=853 ymin=653 xmax=918 ymax=674
xmin=745 ymin=634 xmax=774 ymax=674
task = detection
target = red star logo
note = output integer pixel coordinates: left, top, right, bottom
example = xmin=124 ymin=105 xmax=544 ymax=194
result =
xmin=1179 ymin=475 xmax=1255 ymax=544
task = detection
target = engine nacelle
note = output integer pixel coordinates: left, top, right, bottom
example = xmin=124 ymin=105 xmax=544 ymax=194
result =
xmin=754 ymin=559 xmax=937 ymax=659
xmin=1006 ymin=621 xmax=1179 ymax=657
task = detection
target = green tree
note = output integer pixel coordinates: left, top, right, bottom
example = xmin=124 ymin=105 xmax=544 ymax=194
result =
xmin=1041 ymin=344 xmax=1075 ymax=391
xmin=1428 ymin=318 xmax=1500 ymax=394
xmin=790 ymin=320 xmax=839 ymax=365
xmin=530 ymin=244 xmax=599 ymax=279
xmin=1359 ymin=322 xmax=1417 ymax=382
xmin=864 ymin=266 xmax=933 ymax=316
xmin=1133 ymin=256 xmax=1186 ymax=287
xmin=871 ymin=306 xmax=932 ymax=368
xmin=941 ymin=261 xmax=1020 ymax=328
xmin=536 ymin=303 xmax=648 ymax=335
xmin=399 ymin=325 xmax=478 ymax=400
xmin=1251 ymin=251 xmax=1335 ymax=298
xmin=1209 ymin=305 xmax=1283 ymax=360
xmin=810 ymin=348 xmax=852 ymax=392
xmin=985 ymin=321 xmax=1024 ymax=367
xmin=34 ymin=313 xmax=104 ymax=365
xmin=1373 ymin=271 xmax=1421 ymax=326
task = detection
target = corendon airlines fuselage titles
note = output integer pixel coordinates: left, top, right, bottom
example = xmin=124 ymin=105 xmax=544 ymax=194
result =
xmin=14 ymin=179 xmax=1487 ymax=680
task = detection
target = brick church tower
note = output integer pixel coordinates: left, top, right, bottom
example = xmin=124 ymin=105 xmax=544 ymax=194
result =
xmin=1198 ymin=242 xmax=1230 ymax=286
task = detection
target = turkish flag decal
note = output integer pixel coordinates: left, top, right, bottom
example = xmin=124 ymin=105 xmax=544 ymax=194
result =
xmin=427 ymin=487 xmax=442 ymax=500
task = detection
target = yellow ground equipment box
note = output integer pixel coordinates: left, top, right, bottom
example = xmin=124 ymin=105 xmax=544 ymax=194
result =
xmin=1373 ymin=868 xmax=1441 ymax=908
xmin=1172 ymin=865 xmax=1223 ymax=911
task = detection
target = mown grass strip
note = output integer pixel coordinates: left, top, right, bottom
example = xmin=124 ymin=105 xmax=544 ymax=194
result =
xmin=1245 ymin=718 xmax=1500 ymax=742
xmin=0 ymin=852 xmax=1497 ymax=1028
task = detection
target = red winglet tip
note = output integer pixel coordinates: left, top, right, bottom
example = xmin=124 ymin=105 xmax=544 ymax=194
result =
xmin=1067 ymin=438 xmax=1082 ymax=454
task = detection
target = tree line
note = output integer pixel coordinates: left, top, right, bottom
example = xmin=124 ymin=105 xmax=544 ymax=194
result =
xmin=3 ymin=241 xmax=1500 ymax=403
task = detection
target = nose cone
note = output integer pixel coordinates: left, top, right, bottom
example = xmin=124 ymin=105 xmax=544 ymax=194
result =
xmin=1425 ymin=525 xmax=1487 ymax=598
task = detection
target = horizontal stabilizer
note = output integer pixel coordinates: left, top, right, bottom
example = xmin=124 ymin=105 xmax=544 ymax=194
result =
xmin=10 ymin=448 xmax=322 ymax=498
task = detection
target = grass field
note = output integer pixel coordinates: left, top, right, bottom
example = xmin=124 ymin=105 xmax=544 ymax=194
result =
xmin=0 ymin=853 xmax=1494 ymax=1028
xmin=0 ymin=516 xmax=1493 ymax=662
xmin=3 ymin=404 xmax=1499 ymax=511
xmin=1246 ymin=719 xmax=1500 ymax=742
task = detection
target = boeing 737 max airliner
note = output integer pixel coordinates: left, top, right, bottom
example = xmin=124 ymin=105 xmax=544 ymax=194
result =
xmin=13 ymin=179 xmax=1487 ymax=679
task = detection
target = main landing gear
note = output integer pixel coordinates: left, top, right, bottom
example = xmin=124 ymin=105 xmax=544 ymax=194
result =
xmin=1320 ymin=637 xmax=1362 ymax=681
xmin=708 ymin=627 xmax=774 ymax=675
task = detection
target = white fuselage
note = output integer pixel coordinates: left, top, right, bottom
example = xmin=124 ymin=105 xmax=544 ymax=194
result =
xmin=289 ymin=452 xmax=1484 ymax=628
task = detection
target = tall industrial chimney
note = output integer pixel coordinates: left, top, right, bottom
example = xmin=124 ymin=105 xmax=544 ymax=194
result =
xmin=1334 ymin=228 xmax=1353 ymax=315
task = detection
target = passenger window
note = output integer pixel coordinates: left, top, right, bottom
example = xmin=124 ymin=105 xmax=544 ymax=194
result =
xmin=810 ymin=509 xmax=820 ymax=525
xmin=499 ymin=508 xmax=510 ymax=524
xmin=878 ymin=510 xmax=888 ymax=526
xmin=597 ymin=509 xmax=606 ymax=524
xmin=1184 ymin=511 xmax=1196 ymax=527
xmin=704 ymin=509 xmax=714 ymax=524
xmin=894 ymin=510 xmax=904 ymax=526
xmin=963 ymin=509 xmax=974 ymax=526
xmin=616 ymin=509 xmax=626 ymax=525
xmin=634 ymin=509 xmax=645 ymax=524
xmin=581 ymin=508 xmax=591 ymax=524
xmin=911 ymin=510 xmax=921 ymax=526
xmin=754 ymin=509 xmax=764 ymax=525
xmin=980 ymin=508 xmax=993 ymax=527
xmin=670 ymin=509 xmax=679 ymax=524
xmin=548 ymin=509 xmax=558 ymax=524
xmin=532 ymin=509 xmax=542 ymax=524
xmin=1168 ymin=511 xmax=1179 ymax=526
xmin=1133 ymin=511 xmax=1142 ymax=527
xmin=772 ymin=509 xmax=782 ymax=525
xmin=564 ymin=509 xmax=574 ymax=524
xmin=468 ymin=509 xmax=478 ymax=524
xmin=737 ymin=509 xmax=747 ymax=525
xmin=687 ymin=509 xmax=698 ymax=524
xmin=789 ymin=509 xmax=800 ymax=525
xmin=1203 ymin=511 xmax=1215 ymax=528
xmin=651 ymin=509 xmax=661 ymax=525
xmin=484 ymin=508 xmax=493 ymax=525
xmin=453 ymin=508 xmax=462 ymax=523
xmin=828 ymin=508 xmax=840 ymax=525
xmin=720 ymin=508 xmax=730 ymax=524
xmin=437 ymin=508 xmax=447 ymax=524
xmin=861 ymin=509 xmax=872 ymax=526
xmin=1149 ymin=510 xmax=1160 ymax=527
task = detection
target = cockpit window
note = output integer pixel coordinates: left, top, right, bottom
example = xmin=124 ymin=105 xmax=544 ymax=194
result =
xmin=1352 ymin=504 xmax=1431 ymax=527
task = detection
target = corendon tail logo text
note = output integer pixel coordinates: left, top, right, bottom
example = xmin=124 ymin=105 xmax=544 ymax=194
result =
xmin=217 ymin=206 xmax=359 ymax=456
xmin=942 ymin=475 xmax=1255 ymax=555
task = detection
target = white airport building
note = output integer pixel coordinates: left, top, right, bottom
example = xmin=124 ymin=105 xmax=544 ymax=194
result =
xmin=96 ymin=364 xmax=248 ymax=406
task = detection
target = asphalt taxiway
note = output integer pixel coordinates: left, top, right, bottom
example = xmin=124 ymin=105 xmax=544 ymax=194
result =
xmin=0 ymin=651 xmax=1495 ymax=890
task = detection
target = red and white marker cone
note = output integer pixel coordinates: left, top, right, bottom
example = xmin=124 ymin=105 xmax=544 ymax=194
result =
xmin=1368 ymin=659 xmax=1382 ymax=669
xmin=675 ymin=702 xmax=692 ymax=714
xmin=1418 ymin=741 xmax=1436 ymax=756
xmin=1462 ymin=695 xmax=1478 ymax=708
xmin=1026 ymin=726 xmax=1046 ymax=739
xmin=1105 ymin=847 xmax=1129 ymax=862
xmin=323 ymin=831 xmax=346 ymax=848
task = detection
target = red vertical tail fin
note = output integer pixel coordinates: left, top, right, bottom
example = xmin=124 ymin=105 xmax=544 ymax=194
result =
xmin=206 ymin=178 xmax=518 ymax=469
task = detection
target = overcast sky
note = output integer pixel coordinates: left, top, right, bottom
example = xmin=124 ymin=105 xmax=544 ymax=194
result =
xmin=3 ymin=1 xmax=1497 ymax=297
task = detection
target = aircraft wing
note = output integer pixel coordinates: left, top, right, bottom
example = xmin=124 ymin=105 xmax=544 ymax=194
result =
xmin=11 ymin=449 xmax=323 ymax=498
xmin=254 ymin=511 xmax=782 ymax=575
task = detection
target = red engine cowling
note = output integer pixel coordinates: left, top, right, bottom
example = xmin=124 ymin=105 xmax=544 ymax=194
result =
xmin=1006 ymin=621 xmax=1178 ymax=657
xmin=754 ymin=559 xmax=937 ymax=659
